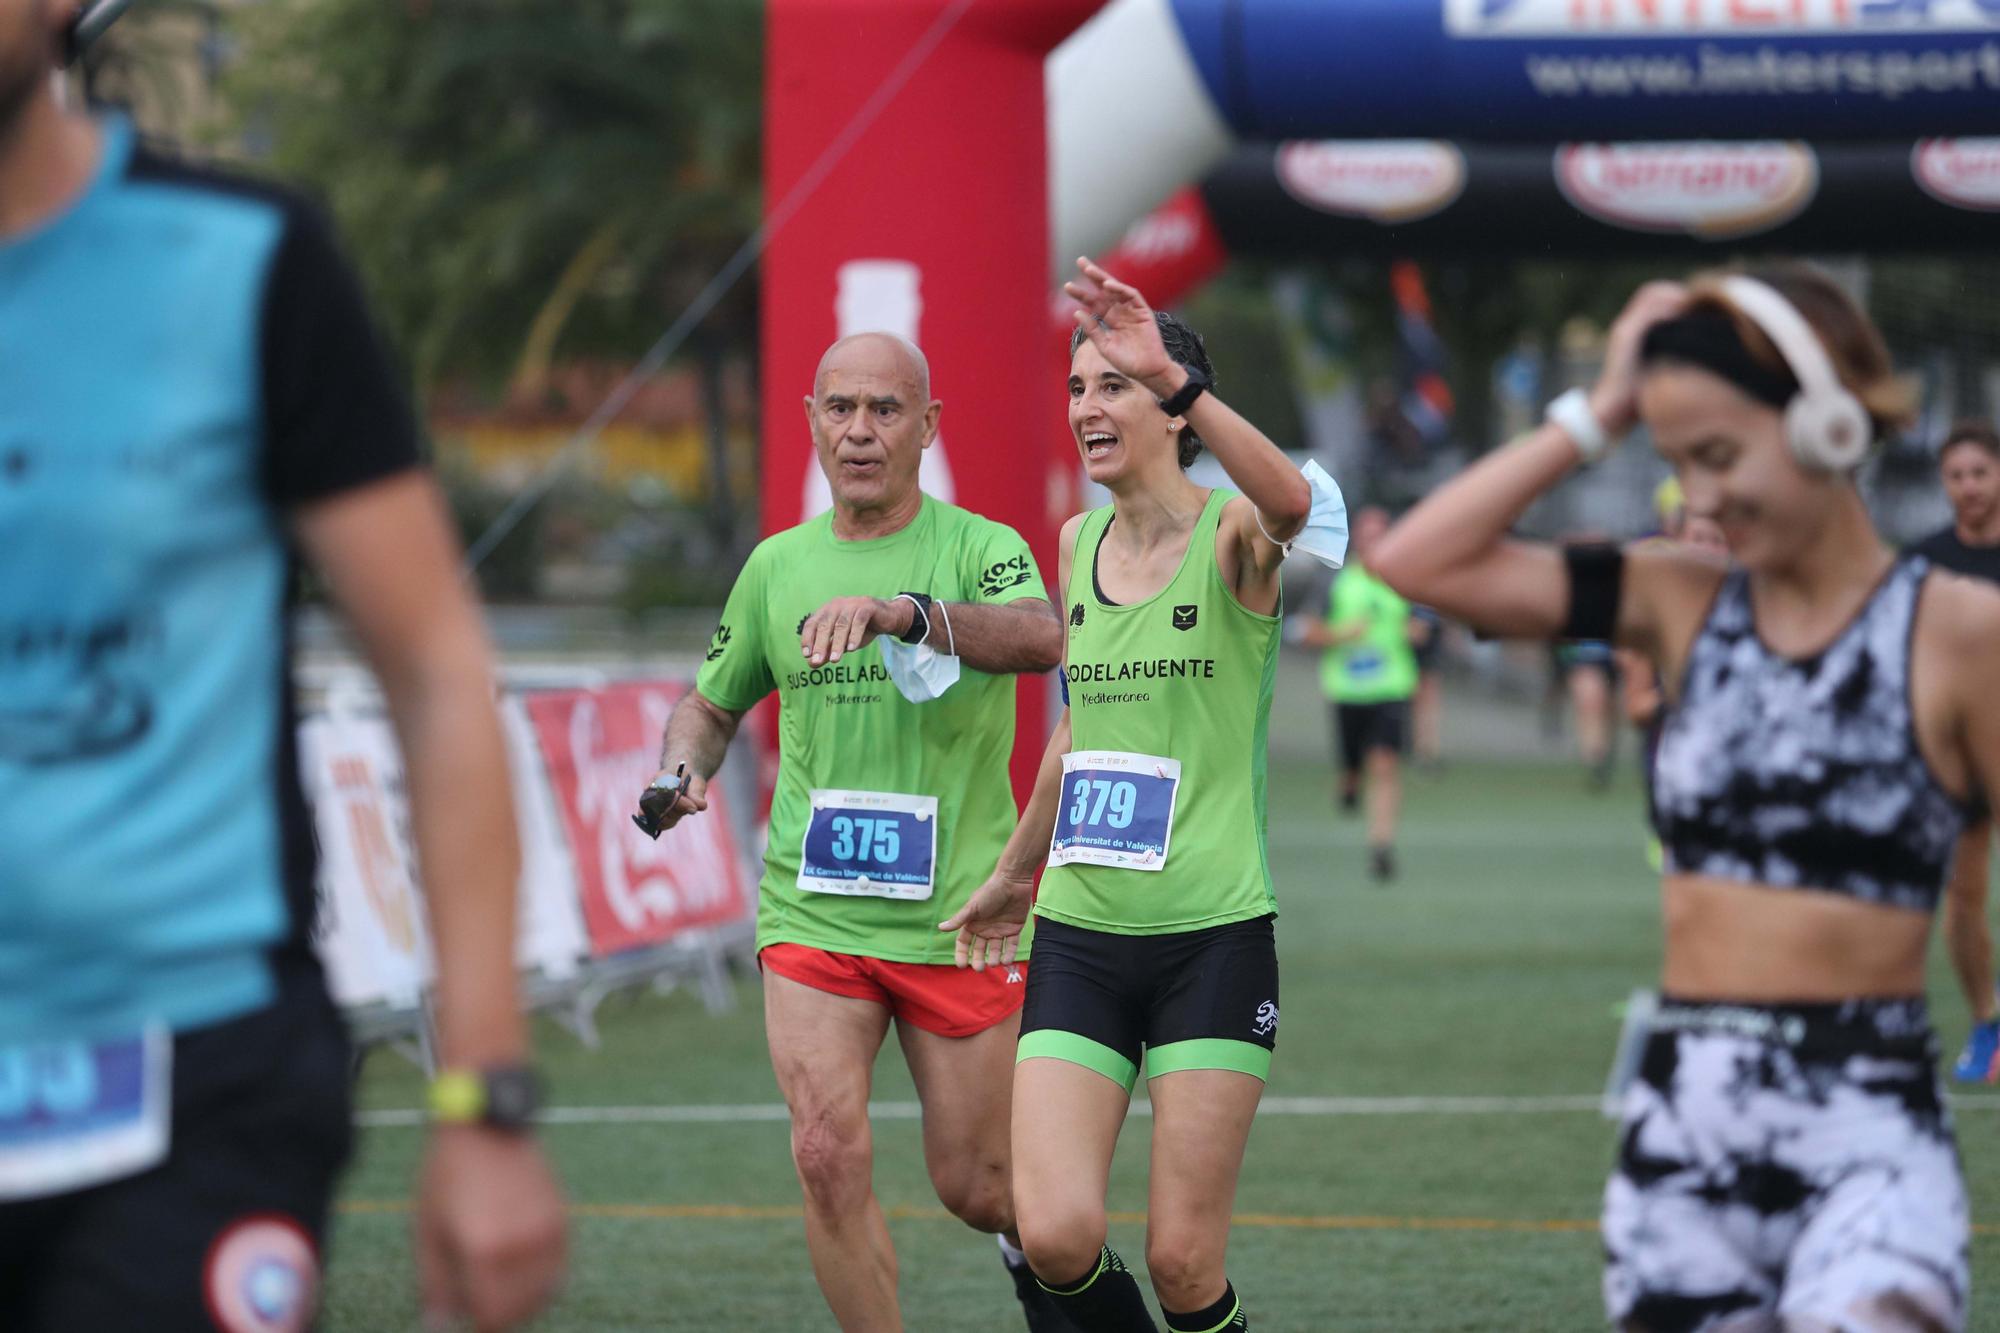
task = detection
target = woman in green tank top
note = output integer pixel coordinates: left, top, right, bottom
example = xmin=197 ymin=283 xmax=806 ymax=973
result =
xmin=938 ymin=259 xmax=1316 ymax=1333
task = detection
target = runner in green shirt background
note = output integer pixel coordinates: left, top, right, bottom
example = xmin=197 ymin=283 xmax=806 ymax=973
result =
xmin=1292 ymin=506 xmax=1423 ymax=882
xmin=636 ymin=332 xmax=1067 ymax=1331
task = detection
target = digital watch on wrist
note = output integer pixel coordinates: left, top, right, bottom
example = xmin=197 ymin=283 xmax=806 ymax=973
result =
xmin=1159 ymin=365 xmax=1211 ymax=418
xmin=428 ymin=1065 xmax=544 ymax=1133
xmin=895 ymin=592 xmax=934 ymax=645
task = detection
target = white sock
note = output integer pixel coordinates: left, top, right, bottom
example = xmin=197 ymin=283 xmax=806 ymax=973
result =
xmin=998 ymin=1233 xmax=1028 ymax=1268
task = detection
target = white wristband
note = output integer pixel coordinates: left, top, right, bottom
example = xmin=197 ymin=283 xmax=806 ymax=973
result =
xmin=1545 ymin=387 xmax=1613 ymax=465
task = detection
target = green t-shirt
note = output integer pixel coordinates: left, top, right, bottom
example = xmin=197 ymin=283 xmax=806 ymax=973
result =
xmin=1321 ymin=564 xmax=1417 ymax=704
xmin=1036 ymin=491 xmax=1281 ymax=936
xmin=696 ymin=498 xmax=1048 ymax=964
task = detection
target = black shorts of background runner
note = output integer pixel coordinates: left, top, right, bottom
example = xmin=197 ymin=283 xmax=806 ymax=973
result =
xmin=1410 ymin=607 xmax=1445 ymax=673
xmin=1019 ymin=915 xmax=1278 ymax=1091
xmin=0 ymin=959 xmax=353 ymax=1333
xmin=1332 ymin=700 xmax=1409 ymax=774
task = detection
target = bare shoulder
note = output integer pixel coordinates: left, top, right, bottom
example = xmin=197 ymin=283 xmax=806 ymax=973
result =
xmin=1626 ymin=538 xmax=1728 ymax=599
xmin=1628 ymin=541 xmax=1726 ymax=611
xmin=1622 ymin=540 xmax=1728 ymax=652
xmin=1057 ymin=511 xmax=1089 ymax=569
xmin=1921 ymin=568 xmax=2000 ymax=658
xmin=1217 ymin=492 xmax=1262 ymax=538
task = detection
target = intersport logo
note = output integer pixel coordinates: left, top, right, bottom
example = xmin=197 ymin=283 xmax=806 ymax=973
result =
xmin=1555 ymin=142 xmax=1818 ymax=238
xmin=1913 ymin=137 xmax=2000 ymax=209
xmin=1276 ymin=141 xmax=1468 ymax=224
xmin=1448 ymin=0 xmax=2000 ymax=37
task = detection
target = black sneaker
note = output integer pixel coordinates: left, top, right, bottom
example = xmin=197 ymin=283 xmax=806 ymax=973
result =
xmin=1339 ymin=788 xmax=1360 ymax=814
xmin=1369 ymin=847 xmax=1397 ymax=883
xmin=1008 ymin=1255 xmax=1076 ymax=1332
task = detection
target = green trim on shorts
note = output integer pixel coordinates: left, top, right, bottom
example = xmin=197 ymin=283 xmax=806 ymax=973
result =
xmin=1145 ymin=1038 xmax=1271 ymax=1082
xmin=1017 ymin=1029 xmax=1139 ymax=1091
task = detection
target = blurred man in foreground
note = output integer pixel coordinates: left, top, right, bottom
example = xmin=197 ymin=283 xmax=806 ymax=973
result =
xmin=0 ymin=5 xmax=565 ymax=1327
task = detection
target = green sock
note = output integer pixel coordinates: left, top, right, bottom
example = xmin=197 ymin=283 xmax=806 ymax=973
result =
xmin=1163 ymin=1281 xmax=1246 ymax=1331
xmin=1035 ymin=1245 xmax=1158 ymax=1331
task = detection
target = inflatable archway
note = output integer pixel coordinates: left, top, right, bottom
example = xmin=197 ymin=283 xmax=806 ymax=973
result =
xmin=762 ymin=0 xmax=2000 ymax=786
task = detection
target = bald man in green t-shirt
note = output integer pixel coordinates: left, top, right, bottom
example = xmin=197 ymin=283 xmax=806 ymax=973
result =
xmin=635 ymin=334 xmax=1067 ymax=1331
xmin=1293 ymin=506 xmax=1423 ymax=882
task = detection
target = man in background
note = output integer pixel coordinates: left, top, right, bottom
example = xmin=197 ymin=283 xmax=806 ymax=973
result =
xmin=1911 ymin=421 xmax=2000 ymax=1082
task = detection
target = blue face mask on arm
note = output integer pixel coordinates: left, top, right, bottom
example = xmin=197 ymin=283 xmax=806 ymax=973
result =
xmin=877 ymin=595 xmax=961 ymax=703
xmin=1259 ymin=459 xmax=1348 ymax=570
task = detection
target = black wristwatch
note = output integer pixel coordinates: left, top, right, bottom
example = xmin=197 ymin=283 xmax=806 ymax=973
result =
xmin=1159 ymin=365 xmax=1211 ymax=418
xmin=895 ymin=592 xmax=933 ymax=645
xmin=428 ymin=1065 xmax=544 ymax=1133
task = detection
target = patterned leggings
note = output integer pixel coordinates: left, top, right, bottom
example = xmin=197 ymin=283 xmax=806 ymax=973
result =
xmin=1602 ymin=998 xmax=1967 ymax=1333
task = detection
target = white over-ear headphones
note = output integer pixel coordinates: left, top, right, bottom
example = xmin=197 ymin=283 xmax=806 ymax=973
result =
xmin=1717 ymin=275 xmax=1874 ymax=473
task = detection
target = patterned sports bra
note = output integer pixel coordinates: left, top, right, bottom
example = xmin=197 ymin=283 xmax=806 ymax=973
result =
xmin=1652 ymin=556 xmax=1969 ymax=912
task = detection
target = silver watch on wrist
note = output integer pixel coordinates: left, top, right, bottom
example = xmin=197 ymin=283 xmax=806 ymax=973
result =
xmin=1545 ymin=387 xmax=1614 ymax=465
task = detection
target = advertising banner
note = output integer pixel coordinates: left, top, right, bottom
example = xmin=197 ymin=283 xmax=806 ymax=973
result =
xmin=299 ymin=715 xmax=432 ymax=1010
xmin=303 ymin=706 xmax=599 ymax=1006
xmin=1201 ymin=138 xmax=2000 ymax=258
xmin=1166 ymin=0 xmax=2000 ymax=140
xmin=523 ymin=682 xmax=751 ymax=957
xmin=499 ymin=697 xmax=591 ymax=980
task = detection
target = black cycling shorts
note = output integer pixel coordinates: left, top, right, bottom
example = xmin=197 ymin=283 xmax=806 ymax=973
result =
xmin=0 ymin=959 xmax=354 ymax=1333
xmin=1333 ymin=700 xmax=1409 ymax=772
xmin=1017 ymin=914 xmax=1278 ymax=1091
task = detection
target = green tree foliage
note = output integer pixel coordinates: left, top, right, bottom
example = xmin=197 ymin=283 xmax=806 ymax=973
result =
xmin=222 ymin=0 xmax=763 ymax=394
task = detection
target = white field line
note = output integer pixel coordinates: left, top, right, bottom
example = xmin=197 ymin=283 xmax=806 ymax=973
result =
xmin=354 ymin=1091 xmax=2000 ymax=1129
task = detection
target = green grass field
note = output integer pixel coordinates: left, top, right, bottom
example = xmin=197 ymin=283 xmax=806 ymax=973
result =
xmin=328 ymin=686 xmax=2000 ymax=1331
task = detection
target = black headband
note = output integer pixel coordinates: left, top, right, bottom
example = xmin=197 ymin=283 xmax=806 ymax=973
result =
xmin=1639 ymin=309 xmax=1798 ymax=412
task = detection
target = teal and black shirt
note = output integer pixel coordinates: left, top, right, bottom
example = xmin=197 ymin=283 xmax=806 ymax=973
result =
xmin=0 ymin=119 xmax=422 ymax=1043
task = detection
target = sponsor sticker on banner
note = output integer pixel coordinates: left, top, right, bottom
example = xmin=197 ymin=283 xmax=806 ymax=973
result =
xmin=1555 ymin=142 xmax=1817 ymax=238
xmin=525 ymin=683 xmax=750 ymax=957
xmin=1446 ymin=0 xmax=2000 ymax=38
xmin=1914 ymin=138 xmax=2000 ymax=210
xmin=1276 ymin=141 xmax=1467 ymax=224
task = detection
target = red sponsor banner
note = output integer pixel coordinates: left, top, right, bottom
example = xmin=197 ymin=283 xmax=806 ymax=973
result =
xmin=525 ymin=682 xmax=749 ymax=956
xmin=1913 ymin=138 xmax=2000 ymax=211
xmin=1276 ymin=141 xmax=1468 ymax=224
xmin=1052 ymin=188 xmax=1231 ymax=330
xmin=1555 ymin=141 xmax=1818 ymax=239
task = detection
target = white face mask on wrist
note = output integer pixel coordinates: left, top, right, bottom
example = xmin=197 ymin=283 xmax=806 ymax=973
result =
xmin=1258 ymin=459 xmax=1349 ymax=569
xmin=878 ymin=596 xmax=960 ymax=703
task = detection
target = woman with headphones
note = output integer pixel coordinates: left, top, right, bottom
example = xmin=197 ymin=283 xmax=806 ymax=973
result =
xmin=1372 ymin=264 xmax=1983 ymax=1332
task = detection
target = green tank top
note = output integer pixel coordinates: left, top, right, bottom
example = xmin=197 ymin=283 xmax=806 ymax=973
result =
xmin=1320 ymin=564 xmax=1418 ymax=703
xmin=1037 ymin=490 xmax=1280 ymax=935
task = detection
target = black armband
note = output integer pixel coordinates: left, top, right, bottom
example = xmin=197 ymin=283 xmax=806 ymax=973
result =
xmin=1560 ymin=543 xmax=1624 ymax=642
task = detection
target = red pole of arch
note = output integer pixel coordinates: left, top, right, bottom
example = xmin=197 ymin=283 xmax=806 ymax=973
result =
xmin=763 ymin=0 xmax=1105 ymax=798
